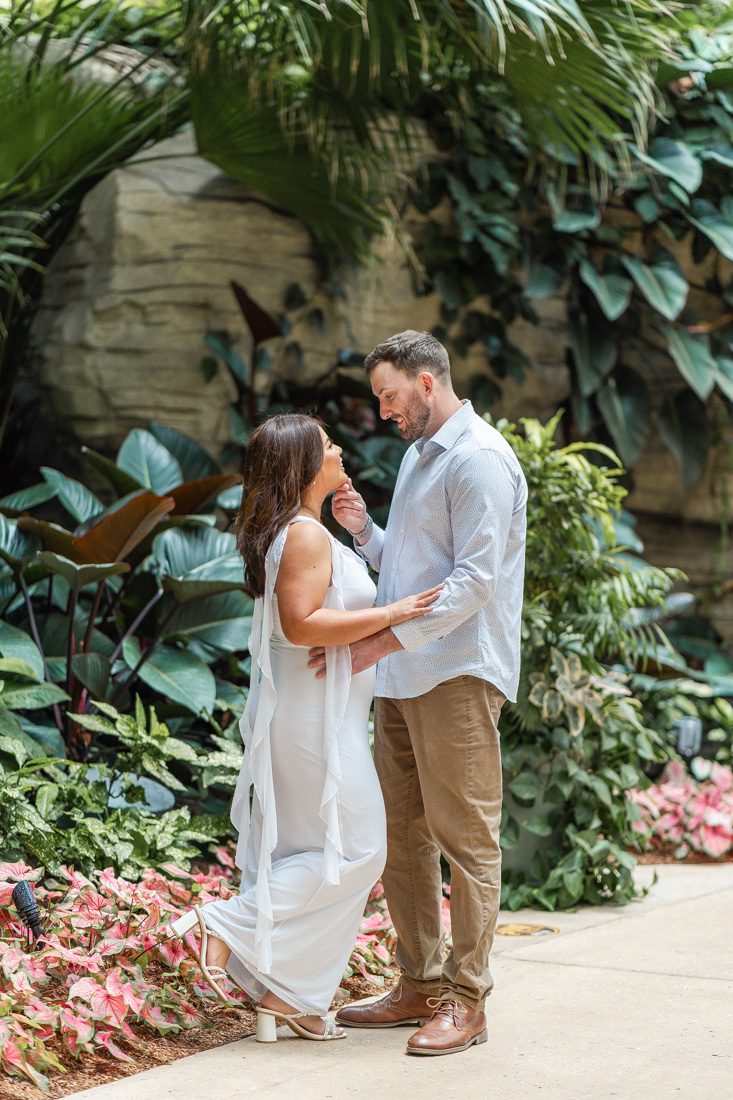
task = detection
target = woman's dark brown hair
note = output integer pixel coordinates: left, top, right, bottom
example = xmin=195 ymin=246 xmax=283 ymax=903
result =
xmin=235 ymin=413 xmax=324 ymax=597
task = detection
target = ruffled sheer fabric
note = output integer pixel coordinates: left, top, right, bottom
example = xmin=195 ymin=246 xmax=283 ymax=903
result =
xmin=229 ymin=518 xmax=354 ymax=975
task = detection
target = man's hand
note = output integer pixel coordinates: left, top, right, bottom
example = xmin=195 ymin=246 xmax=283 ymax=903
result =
xmin=307 ymin=646 xmax=327 ymax=679
xmin=307 ymin=628 xmax=403 ymax=680
xmin=351 ymin=628 xmax=403 ymax=674
xmin=332 ymin=478 xmax=367 ymax=535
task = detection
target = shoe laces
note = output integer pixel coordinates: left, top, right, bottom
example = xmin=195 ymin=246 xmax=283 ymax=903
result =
xmin=426 ymin=997 xmax=463 ymax=1023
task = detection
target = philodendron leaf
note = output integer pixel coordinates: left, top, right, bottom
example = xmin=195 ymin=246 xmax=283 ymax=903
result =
xmin=82 ymin=447 xmax=144 ymax=496
xmin=657 ymin=390 xmax=710 ymax=489
xmin=154 ymin=527 xmax=246 ymax=602
xmin=596 ymin=368 xmax=651 ymax=467
xmin=0 ymin=483 xmax=56 ymax=516
xmin=117 ymin=429 xmax=183 ymax=495
xmin=40 ymin=467 xmax=104 ymax=525
xmin=71 ymin=653 xmax=112 ymax=698
xmin=578 ymin=260 xmax=632 ymax=321
xmin=122 ymin=637 xmax=216 ymax=715
xmin=38 ymin=552 xmax=130 ymax=592
xmin=686 ymin=199 xmax=733 ymax=262
xmin=0 ymin=514 xmax=40 ymax=569
xmin=0 ymin=657 xmax=40 ymax=680
xmin=1 ymin=680 xmax=69 ymax=710
xmin=0 ymin=622 xmax=44 ymax=681
xmin=662 ymin=325 xmax=716 ymax=400
xmin=620 ymin=253 xmax=688 ymax=321
xmin=712 ymin=356 xmax=733 ymax=402
xmin=568 ymin=314 xmax=617 ymax=397
xmin=148 ymin=423 xmax=220 ymax=481
xmin=167 ymin=475 xmax=241 ymax=517
xmin=73 ymin=491 xmax=175 ymax=563
xmin=634 ymin=137 xmax=703 ymax=194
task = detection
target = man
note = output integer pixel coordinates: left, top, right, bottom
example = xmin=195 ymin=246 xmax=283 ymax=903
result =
xmin=315 ymin=330 xmax=527 ymax=1056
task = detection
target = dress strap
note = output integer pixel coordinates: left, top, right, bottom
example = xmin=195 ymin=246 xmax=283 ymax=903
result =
xmin=289 ymin=514 xmax=329 ymax=532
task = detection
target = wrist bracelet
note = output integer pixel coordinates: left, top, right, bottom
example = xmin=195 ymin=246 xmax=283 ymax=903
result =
xmin=355 ymin=515 xmax=373 ymax=541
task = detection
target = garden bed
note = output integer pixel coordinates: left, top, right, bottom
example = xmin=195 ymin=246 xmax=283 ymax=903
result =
xmin=3 ymin=974 xmax=392 ymax=1100
xmin=0 ymin=855 xmax=397 ymax=1095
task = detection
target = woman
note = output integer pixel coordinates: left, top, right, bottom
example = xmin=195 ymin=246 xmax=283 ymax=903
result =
xmin=170 ymin=414 xmax=440 ymax=1043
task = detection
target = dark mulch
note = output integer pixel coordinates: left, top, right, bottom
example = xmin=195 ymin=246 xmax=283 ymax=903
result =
xmin=634 ymin=847 xmax=733 ymax=865
xmin=2 ymin=975 xmax=396 ymax=1100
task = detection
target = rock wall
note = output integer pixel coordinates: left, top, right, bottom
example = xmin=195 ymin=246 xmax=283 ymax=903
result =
xmin=29 ymin=130 xmax=570 ymax=456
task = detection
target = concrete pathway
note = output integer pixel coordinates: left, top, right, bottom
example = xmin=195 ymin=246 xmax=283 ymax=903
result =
xmin=69 ymin=864 xmax=733 ymax=1100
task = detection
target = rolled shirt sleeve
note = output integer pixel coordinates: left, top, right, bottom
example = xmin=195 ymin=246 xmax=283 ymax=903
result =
xmin=391 ymin=449 xmax=516 ymax=652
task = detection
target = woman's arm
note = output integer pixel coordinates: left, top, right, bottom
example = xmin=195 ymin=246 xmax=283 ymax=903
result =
xmin=275 ymin=522 xmax=439 ymax=647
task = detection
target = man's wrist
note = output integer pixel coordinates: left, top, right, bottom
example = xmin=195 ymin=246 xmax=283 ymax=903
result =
xmin=354 ymin=514 xmax=373 ymax=545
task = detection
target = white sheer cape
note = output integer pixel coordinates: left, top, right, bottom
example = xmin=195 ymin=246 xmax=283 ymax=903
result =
xmin=229 ymin=520 xmax=352 ymax=974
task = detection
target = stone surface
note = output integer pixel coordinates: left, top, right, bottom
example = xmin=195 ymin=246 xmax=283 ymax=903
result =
xmin=64 ymin=863 xmax=733 ymax=1100
xmin=29 ymin=129 xmax=570 ymax=458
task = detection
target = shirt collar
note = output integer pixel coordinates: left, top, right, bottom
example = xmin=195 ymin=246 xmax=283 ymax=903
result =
xmin=415 ymin=399 xmax=474 ymax=455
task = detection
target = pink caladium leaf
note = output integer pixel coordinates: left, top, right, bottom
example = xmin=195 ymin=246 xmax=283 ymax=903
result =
xmin=59 ymin=1007 xmax=96 ymax=1053
xmin=0 ymin=861 xmax=43 ymax=883
xmin=159 ymin=863 xmax=193 ymax=880
xmin=158 ymin=936 xmax=190 ymax=968
xmin=213 ymin=845 xmax=235 ymax=868
xmin=57 ymin=866 xmax=93 ymax=890
xmin=95 ymin=1030 xmax=134 ymax=1062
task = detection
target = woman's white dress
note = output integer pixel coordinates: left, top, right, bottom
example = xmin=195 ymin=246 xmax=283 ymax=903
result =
xmin=202 ymin=516 xmax=387 ymax=1015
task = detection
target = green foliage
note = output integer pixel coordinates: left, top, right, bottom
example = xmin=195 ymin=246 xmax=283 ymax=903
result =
xmin=413 ymin=11 xmax=733 ymax=487
xmin=496 ymin=414 xmax=674 ymax=910
xmin=0 ymin=423 xmax=246 ymax=761
xmin=0 ymin=696 xmax=226 ymax=876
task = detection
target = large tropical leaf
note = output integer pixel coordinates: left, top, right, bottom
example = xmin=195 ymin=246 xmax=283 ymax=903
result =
xmin=122 ymin=637 xmax=216 ymax=715
xmin=578 ymin=260 xmax=632 ymax=322
xmin=596 ymin=368 xmax=651 ymax=467
xmin=38 ymin=552 xmax=130 ymax=593
xmin=686 ymin=198 xmax=733 ymax=263
xmin=167 ymin=475 xmax=241 ymax=517
xmin=148 ymin=423 xmax=220 ymax=481
xmin=0 ymin=622 xmax=45 ymax=681
xmin=620 ymin=253 xmax=689 ymax=322
xmin=633 ymin=137 xmax=703 ymax=194
xmin=162 ymin=590 xmax=253 ymax=652
xmin=568 ymin=314 xmax=617 ymax=397
xmin=657 ymin=390 xmax=709 ymax=489
xmin=116 ymin=430 xmax=183 ymax=495
xmin=153 ymin=527 xmax=246 ymax=601
xmin=40 ymin=467 xmax=104 ymax=525
xmin=662 ymin=325 xmax=716 ymax=401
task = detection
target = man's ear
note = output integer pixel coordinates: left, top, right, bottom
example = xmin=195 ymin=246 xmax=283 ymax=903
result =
xmin=418 ymin=371 xmax=435 ymax=396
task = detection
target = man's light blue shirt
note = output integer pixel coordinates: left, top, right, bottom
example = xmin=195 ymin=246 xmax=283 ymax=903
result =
xmin=357 ymin=400 xmax=527 ymax=702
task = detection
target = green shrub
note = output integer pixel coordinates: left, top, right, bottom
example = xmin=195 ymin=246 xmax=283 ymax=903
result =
xmin=497 ymin=413 xmax=677 ymax=909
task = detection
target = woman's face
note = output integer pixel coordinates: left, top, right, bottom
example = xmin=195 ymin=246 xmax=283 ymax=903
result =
xmin=312 ymin=427 xmax=348 ymax=496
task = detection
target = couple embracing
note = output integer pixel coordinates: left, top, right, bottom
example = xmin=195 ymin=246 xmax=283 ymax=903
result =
xmin=170 ymin=330 xmax=528 ymax=1058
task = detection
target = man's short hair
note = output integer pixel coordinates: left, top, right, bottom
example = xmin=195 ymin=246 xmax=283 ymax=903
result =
xmin=363 ymin=330 xmax=451 ymax=381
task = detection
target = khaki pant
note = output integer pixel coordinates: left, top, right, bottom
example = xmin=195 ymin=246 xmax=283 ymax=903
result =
xmin=374 ymin=676 xmax=504 ymax=1010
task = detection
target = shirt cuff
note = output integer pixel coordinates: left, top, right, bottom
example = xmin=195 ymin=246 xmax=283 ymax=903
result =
xmin=354 ymin=523 xmax=384 ymax=570
xmin=391 ymin=617 xmax=432 ymax=653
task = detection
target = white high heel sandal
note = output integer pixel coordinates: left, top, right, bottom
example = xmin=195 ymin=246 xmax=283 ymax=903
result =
xmin=169 ymin=906 xmax=232 ymax=1003
xmin=255 ymin=1007 xmax=346 ymax=1043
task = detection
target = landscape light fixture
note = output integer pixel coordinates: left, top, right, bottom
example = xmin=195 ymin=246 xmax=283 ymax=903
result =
xmin=12 ymin=880 xmax=45 ymax=946
xmin=673 ymin=716 xmax=703 ymax=760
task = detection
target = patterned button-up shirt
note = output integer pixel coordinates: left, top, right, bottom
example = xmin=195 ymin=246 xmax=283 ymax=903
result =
xmin=357 ymin=400 xmax=527 ymax=702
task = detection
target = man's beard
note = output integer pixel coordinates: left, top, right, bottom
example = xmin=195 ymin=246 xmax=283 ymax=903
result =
xmin=397 ymin=391 xmax=431 ymax=440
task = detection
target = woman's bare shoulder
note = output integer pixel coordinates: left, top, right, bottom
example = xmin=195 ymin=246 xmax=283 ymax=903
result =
xmin=279 ymin=519 xmax=331 ymax=573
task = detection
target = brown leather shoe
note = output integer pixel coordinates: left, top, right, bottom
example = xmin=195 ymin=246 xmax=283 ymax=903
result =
xmin=406 ymin=1000 xmax=487 ymax=1056
xmin=335 ymin=982 xmax=434 ymax=1029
